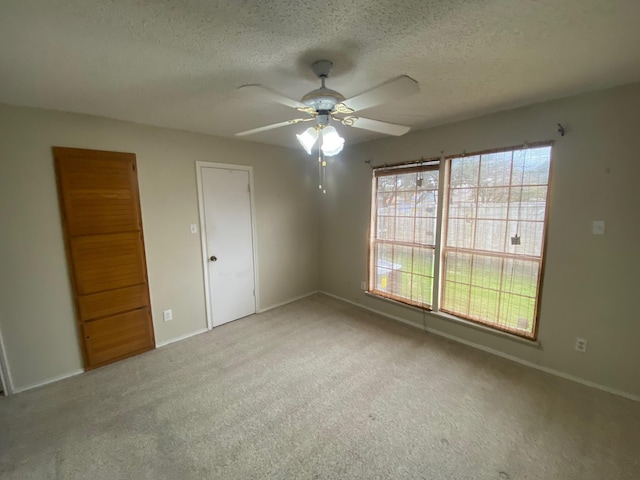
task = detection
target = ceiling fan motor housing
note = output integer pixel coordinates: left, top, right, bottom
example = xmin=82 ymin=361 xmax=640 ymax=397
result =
xmin=301 ymin=59 xmax=346 ymax=112
xmin=301 ymin=88 xmax=345 ymax=111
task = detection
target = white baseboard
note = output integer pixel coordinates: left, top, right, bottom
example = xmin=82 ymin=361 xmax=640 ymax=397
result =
xmin=10 ymin=328 xmax=209 ymax=394
xmin=12 ymin=369 xmax=85 ymax=394
xmin=258 ymin=290 xmax=319 ymax=314
xmin=319 ymin=291 xmax=640 ymax=403
xmin=156 ymin=327 xmax=209 ymax=348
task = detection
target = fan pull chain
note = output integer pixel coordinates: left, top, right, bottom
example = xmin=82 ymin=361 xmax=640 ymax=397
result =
xmin=322 ymin=156 xmax=327 ymax=194
xmin=318 ymin=150 xmax=326 ymax=194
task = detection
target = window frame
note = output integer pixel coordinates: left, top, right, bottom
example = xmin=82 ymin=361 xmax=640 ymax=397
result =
xmin=367 ymin=142 xmax=553 ymax=340
xmin=368 ymin=161 xmax=441 ymax=309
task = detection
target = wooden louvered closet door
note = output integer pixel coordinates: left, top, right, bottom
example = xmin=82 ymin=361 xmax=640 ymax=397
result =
xmin=53 ymin=147 xmax=155 ymax=370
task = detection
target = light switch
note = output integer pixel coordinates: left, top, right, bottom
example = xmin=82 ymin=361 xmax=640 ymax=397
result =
xmin=592 ymin=220 xmax=605 ymax=235
xmin=190 ymin=224 xmax=198 ymax=234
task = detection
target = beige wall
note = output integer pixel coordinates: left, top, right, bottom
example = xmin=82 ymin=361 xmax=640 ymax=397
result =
xmin=320 ymin=82 xmax=640 ymax=398
xmin=0 ymin=104 xmax=320 ymax=391
xmin=2 ymin=82 xmax=639 ymax=398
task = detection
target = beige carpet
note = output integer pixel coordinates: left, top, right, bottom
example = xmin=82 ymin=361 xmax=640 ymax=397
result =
xmin=1 ymin=294 xmax=639 ymax=479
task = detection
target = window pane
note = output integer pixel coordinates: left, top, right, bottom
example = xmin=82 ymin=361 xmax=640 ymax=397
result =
xmin=377 ymin=192 xmax=396 ymax=216
xmin=506 ymin=220 xmax=545 ymax=256
xmin=508 ymin=187 xmax=547 ymax=221
xmin=512 ymin=147 xmax=551 ymax=185
xmin=443 ymin=251 xmax=472 ymax=285
xmin=469 ymin=286 xmax=500 ymax=322
xmin=470 ymin=255 xmax=502 ymax=290
xmin=498 ymin=293 xmax=536 ymax=332
xmin=479 ymin=151 xmax=512 ymax=187
xmin=375 ymin=243 xmax=393 ymax=266
xmin=417 ymin=170 xmax=439 ymax=191
xmin=502 ymin=259 xmax=539 ymax=296
xmin=448 ymin=188 xmax=477 ymax=217
xmin=374 ymin=241 xmax=396 ymax=293
xmin=411 ymin=274 xmax=433 ymax=305
xmin=396 ymin=172 xmax=418 ymax=191
xmin=389 ymin=245 xmax=412 ymax=299
xmin=415 ymin=217 xmax=437 ymax=245
xmin=396 ymin=192 xmax=415 ymax=213
xmin=395 ymin=217 xmax=415 ymax=243
xmin=378 ymin=175 xmax=396 ymax=192
xmin=475 ymin=220 xmax=506 ymax=252
xmin=450 ymin=156 xmax=480 ymax=188
xmin=446 ymin=218 xmax=475 ymax=249
xmin=377 ymin=216 xmax=395 ymax=241
xmin=442 ymin=281 xmax=470 ymax=314
xmin=415 ymin=191 xmax=438 ymax=216
xmin=477 ymin=187 xmax=510 ymax=212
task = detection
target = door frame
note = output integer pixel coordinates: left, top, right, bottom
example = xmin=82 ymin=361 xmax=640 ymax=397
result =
xmin=0 ymin=326 xmax=13 ymax=395
xmin=195 ymin=161 xmax=260 ymax=330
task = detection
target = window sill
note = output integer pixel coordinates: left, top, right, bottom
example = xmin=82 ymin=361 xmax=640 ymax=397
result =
xmin=364 ymin=291 xmax=542 ymax=348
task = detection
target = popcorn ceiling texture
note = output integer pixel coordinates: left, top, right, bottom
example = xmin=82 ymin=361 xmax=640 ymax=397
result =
xmin=0 ymin=0 xmax=639 ymax=148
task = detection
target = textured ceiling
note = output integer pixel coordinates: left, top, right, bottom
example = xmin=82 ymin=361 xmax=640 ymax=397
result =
xmin=1 ymin=0 xmax=640 ymax=149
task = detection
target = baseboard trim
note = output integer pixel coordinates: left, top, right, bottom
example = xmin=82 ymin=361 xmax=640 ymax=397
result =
xmin=12 ymin=369 xmax=85 ymax=394
xmin=10 ymin=327 xmax=210 ymax=394
xmin=319 ymin=291 xmax=640 ymax=403
xmin=156 ymin=328 xmax=209 ymax=348
xmin=258 ymin=290 xmax=319 ymax=314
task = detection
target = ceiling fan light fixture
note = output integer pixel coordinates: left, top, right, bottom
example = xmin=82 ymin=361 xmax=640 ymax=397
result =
xmin=320 ymin=126 xmax=344 ymax=157
xmin=296 ymin=127 xmax=319 ymax=155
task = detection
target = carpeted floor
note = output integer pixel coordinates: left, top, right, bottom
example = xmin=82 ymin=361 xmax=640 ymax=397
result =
xmin=1 ymin=293 xmax=639 ymax=479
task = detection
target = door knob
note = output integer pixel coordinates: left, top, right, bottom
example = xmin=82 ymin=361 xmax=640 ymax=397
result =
xmin=209 ymin=255 xmax=217 ymax=262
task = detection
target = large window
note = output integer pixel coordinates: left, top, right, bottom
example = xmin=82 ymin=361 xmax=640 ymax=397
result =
xmin=369 ymin=145 xmax=552 ymax=339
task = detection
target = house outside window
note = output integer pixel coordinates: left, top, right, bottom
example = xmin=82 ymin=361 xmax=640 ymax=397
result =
xmin=369 ymin=144 xmax=552 ymax=339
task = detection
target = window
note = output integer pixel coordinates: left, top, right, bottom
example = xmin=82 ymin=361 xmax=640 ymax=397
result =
xmin=369 ymin=145 xmax=552 ymax=339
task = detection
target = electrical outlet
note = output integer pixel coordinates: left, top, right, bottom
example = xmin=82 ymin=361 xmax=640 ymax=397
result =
xmin=189 ymin=224 xmax=198 ymax=234
xmin=575 ymin=337 xmax=587 ymax=352
xmin=360 ymin=281 xmax=366 ymax=290
xmin=163 ymin=309 xmax=173 ymax=322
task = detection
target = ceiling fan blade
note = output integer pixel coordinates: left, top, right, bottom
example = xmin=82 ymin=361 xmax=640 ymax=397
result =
xmin=345 ymin=117 xmax=411 ymax=136
xmin=337 ymin=75 xmax=419 ymax=113
xmin=235 ymin=118 xmax=313 ymax=136
xmin=237 ymin=84 xmax=306 ymax=110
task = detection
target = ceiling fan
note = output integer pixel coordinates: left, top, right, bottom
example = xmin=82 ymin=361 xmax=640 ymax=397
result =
xmin=235 ymin=60 xmax=419 ymax=156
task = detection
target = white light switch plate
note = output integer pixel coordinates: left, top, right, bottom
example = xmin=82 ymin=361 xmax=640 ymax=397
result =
xmin=190 ymin=224 xmax=198 ymax=234
xmin=592 ymin=220 xmax=605 ymax=235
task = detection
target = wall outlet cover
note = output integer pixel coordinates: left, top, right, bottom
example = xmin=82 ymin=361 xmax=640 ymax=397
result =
xmin=592 ymin=220 xmax=605 ymax=235
xmin=163 ymin=309 xmax=173 ymax=321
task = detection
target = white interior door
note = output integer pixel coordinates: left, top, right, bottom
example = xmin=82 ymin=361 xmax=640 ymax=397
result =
xmin=201 ymin=166 xmax=256 ymax=327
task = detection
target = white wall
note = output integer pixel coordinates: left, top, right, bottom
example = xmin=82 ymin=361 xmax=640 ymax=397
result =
xmin=0 ymin=104 xmax=320 ymax=391
xmin=320 ymin=82 xmax=640 ymax=398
